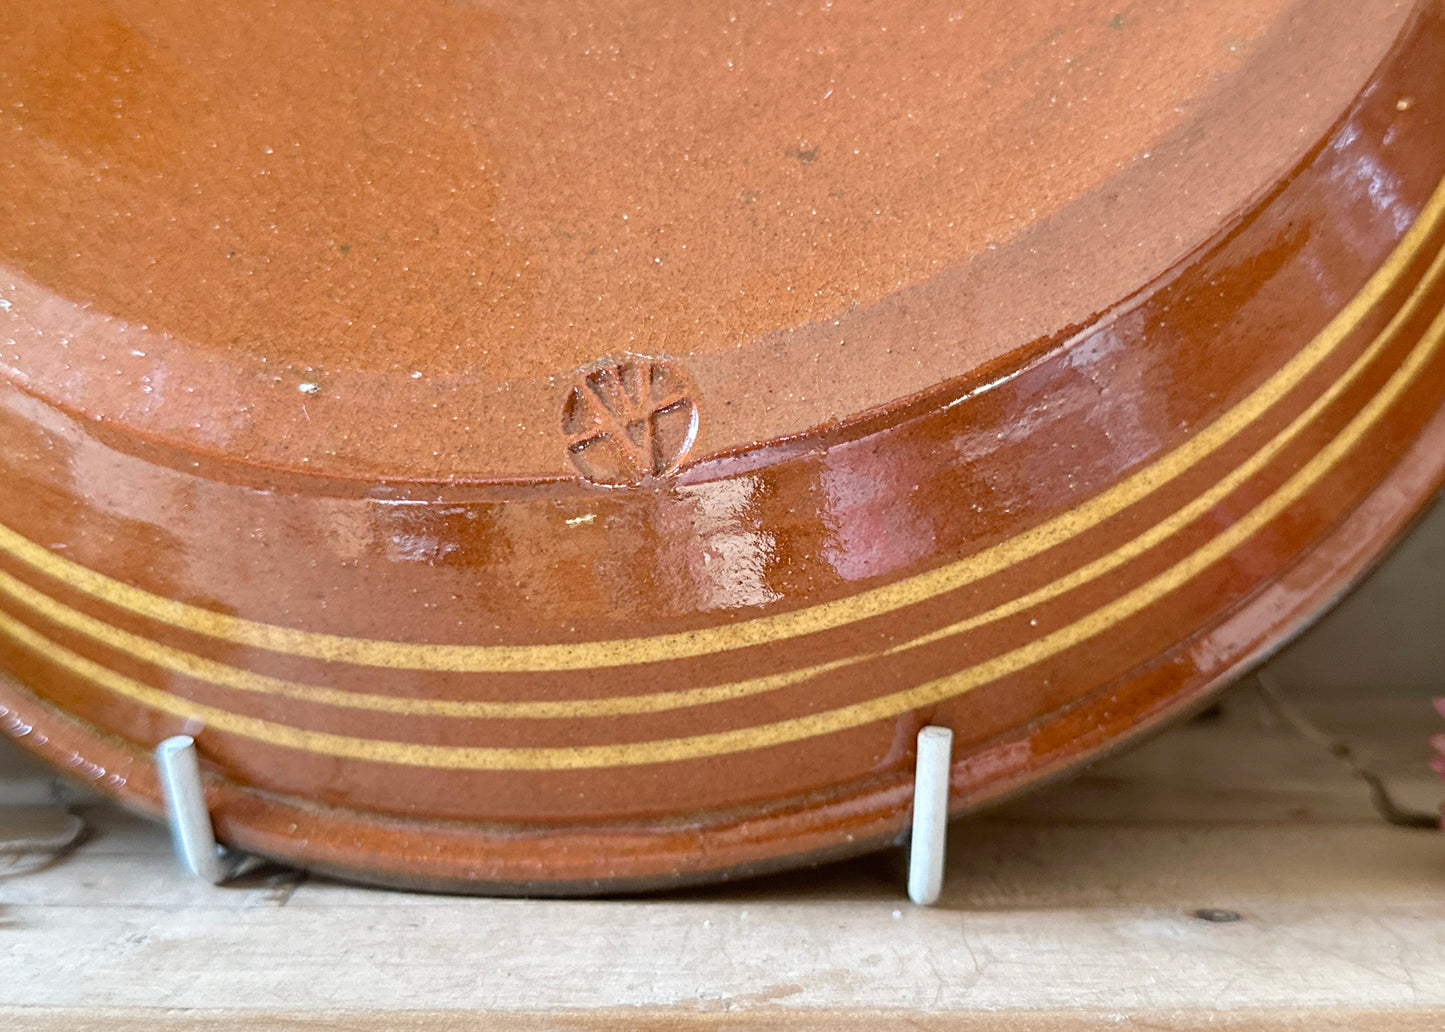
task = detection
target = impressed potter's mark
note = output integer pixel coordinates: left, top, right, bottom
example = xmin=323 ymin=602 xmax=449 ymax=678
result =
xmin=561 ymin=357 xmax=699 ymax=485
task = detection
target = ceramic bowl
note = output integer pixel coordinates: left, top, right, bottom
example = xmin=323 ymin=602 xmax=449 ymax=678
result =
xmin=2 ymin=0 xmax=1444 ymax=891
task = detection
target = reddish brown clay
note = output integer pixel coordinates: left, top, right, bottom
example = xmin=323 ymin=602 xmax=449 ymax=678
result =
xmin=1 ymin=0 xmax=1445 ymax=892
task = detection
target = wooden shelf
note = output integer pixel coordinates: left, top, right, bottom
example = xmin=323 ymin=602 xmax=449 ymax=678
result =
xmin=2 ymin=682 xmax=1441 ymax=1031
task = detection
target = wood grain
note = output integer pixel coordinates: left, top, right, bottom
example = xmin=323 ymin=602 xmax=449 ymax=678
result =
xmin=1 ymin=683 xmax=1441 ymax=1029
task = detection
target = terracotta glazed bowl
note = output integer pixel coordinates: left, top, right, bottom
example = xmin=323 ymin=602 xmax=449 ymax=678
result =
xmin=3 ymin=0 xmax=1445 ymax=893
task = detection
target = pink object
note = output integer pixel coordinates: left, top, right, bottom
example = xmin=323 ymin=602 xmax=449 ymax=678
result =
xmin=1432 ymin=698 xmax=1445 ymax=773
xmin=1432 ymin=698 xmax=1445 ymax=827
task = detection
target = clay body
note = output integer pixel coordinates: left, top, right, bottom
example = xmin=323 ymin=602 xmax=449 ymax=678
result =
xmin=1 ymin=0 xmax=1444 ymax=891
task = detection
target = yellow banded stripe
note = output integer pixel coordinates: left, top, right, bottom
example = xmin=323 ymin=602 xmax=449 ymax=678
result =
xmin=0 ymin=177 xmax=1443 ymax=673
xmin=0 ymin=229 xmax=1442 ymax=722
xmin=3 ymin=302 xmax=1443 ymax=767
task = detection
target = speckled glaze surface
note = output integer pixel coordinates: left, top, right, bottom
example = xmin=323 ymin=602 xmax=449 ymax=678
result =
xmin=2 ymin=0 xmax=1445 ymax=893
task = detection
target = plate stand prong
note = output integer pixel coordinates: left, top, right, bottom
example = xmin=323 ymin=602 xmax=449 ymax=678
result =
xmin=154 ymin=728 xmax=956 ymax=895
xmin=907 ymin=725 xmax=954 ymax=906
xmin=155 ymin=735 xmax=244 ymax=884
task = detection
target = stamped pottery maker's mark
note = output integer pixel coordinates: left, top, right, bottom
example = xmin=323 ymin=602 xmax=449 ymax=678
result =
xmin=561 ymin=358 xmax=700 ymax=485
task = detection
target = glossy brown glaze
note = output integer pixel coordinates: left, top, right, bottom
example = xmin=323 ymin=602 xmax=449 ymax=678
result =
xmin=1 ymin=0 xmax=1444 ymax=892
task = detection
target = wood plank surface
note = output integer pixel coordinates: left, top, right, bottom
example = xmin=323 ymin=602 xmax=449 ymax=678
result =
xmin=2 ymin=681 xmax=1442 ymax=1030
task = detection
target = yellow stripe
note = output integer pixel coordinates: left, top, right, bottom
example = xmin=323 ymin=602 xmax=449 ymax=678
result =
xmin=2 ymin=178 xmax=1443 ymax=673
xmin=7 ymin=306 xmax=1444 ymax=768
xmin=0 ymin=567 xmax=842 ymax=717
xmin=3 ymin=241 xmax=1443 ymax=721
